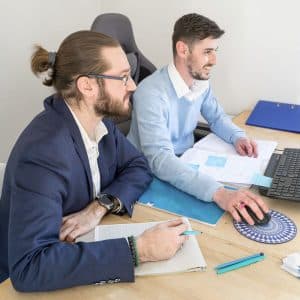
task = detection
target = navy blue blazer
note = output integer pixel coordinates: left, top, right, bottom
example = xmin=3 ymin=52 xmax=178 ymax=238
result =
xmin=0 ymin=95 xmax=152 ymax=291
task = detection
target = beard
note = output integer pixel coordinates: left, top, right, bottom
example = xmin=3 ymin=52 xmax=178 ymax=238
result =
xmin=94 ymin=89 xmax=132 ymax=118
xmin=187 ymin=55 xmax=212 ymax=81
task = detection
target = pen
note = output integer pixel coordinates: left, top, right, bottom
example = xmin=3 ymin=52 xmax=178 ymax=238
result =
xmin=180 ymin=230 xmax=202 ymax=236
xmin=215 ymin=252 xmax=264 ymax=269
xmin=224 ymin=185 xmax=238 ymax=191
xmin=215 ymin=253 xmax=265 ymax=275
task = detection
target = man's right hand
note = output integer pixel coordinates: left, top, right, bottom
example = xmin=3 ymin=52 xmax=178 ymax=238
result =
xmin=136 ymin=219 xmax=188 ymax=263
xmin=213 ymin=187 xmax=269 ymax=225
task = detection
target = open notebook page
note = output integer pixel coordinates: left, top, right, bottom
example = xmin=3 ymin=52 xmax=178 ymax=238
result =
xmin=77 ymin=218 xmax=206 ymax=276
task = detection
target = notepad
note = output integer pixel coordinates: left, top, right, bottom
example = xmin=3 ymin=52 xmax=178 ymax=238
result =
xmin=77 ymin=218 xmax=206 ymax=276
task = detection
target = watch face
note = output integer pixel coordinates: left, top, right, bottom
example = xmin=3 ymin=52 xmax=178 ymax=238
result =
xmin=100 ymin=195 xmax=113 ymax=205
xmin=98 ymin=194 xmax=114 ymax=211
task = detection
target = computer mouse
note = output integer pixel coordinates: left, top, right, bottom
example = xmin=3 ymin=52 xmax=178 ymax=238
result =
xmin=239 ymin=206 xmax=271 ymax=226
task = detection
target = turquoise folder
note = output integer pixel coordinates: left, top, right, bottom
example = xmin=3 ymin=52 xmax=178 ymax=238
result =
xmin=246 ymin=100 xmax=300 ymax=133
xmin=139 ymin=177 xmax=224 ymax=226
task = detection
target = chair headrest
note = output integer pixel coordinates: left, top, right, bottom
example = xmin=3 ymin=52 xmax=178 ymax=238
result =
xmin=126 ymin=53 xmax=137 ymax=77
xmin=0 ymin=163 xmax=6 ymax=197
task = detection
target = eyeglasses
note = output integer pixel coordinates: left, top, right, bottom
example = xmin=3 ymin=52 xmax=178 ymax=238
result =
xmin=77 ymin=73 xmax=131 ymax=86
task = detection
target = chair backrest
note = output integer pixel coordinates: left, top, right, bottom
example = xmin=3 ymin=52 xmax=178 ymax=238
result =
xmin=0 ymin=163 xmax=6 ymax=198
xmin=91 ymin=13 xmax=157 ymax=135
xmin=91 ymin=13 xmax=156 ymax=83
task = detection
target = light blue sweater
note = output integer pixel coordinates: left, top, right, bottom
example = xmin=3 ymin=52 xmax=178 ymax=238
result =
xmin=128 ymin=66 xmax=245 ymax=201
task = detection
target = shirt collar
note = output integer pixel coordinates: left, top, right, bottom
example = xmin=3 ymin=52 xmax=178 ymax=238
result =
xmin=65 ymin=102 xmax=108 ymax=149
xmin=167 ymin=62 xmax=209 ymax=101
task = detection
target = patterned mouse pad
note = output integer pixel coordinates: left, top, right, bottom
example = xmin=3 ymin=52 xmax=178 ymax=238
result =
xmin=233 ymin=210 xmax=297 ymax=244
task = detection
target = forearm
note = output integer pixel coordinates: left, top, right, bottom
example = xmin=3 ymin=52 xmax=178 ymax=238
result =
xmin=210 ymin=116 xmax=246 ymax=144
xmin=8 ymin=187 xmax=134 ymax=292
xmin=201 ymin=88 xmax=246 ymax=144
xmin=10 ymin=238 xmax=134 ymax=292
xmin=149 ymin=149 xmax=222 ymax=201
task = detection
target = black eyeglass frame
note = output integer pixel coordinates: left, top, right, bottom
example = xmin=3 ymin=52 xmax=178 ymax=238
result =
xmin=76 ymin=73 xmax=130 ymax=86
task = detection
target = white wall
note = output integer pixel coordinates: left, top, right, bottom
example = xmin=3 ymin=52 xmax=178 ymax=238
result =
xmin=1 ymin=1 xmax=300 ymax=161
xmin=100 ymin=1 xmax=300 ymax=115
xmin=0 ymin=0 xmax=101 ymax=161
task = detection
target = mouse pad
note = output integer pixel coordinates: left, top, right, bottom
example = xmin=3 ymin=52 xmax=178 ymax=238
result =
xmin=233 ymin=210 xmax=297 ymax=244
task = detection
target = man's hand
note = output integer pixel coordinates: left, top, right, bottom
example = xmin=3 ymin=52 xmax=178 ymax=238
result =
xmin=136 ymin=219 xmax=189 ymax=263
xmin=213 ymin=187 xmax=269 ymax=225
xmin=235 ymin=137 xmax=258 ymax=157
xmin=60 ymin=201 xmax=107 ymax=242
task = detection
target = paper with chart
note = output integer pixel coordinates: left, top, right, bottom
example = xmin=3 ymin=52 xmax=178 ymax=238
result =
xmin=180 ymin=133 xmax=277 ymax=185
xmin=77 ymin=218 xmax=206 ymax=276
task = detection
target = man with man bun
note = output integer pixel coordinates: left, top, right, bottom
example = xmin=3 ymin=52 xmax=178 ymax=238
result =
xmin=0 ymin=30 xmax=188 ymax=292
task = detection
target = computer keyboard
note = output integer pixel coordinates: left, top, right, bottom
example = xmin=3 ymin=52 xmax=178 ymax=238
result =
xmin=259 ymin=148 xmax=300 ymax=201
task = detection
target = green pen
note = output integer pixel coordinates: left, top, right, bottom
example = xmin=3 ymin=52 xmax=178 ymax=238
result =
xmin=180 ymin=230 xmax=202 ymax=236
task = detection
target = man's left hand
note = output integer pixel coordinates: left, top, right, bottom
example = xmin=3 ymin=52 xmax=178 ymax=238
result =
xmin=235 ymin=137 xmax=258 ymax=157
xmin=59 ymin=201 xmax=107 ymax=242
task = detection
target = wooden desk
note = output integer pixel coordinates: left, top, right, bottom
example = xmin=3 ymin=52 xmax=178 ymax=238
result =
xmin=1 ymin=112 xmax=300 ymax=300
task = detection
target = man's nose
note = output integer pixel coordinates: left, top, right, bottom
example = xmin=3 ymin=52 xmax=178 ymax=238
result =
xmin=209 ymin=51 xmax=217 ymax=65
xmin=127 ymin=76 xmax=137 ymax=92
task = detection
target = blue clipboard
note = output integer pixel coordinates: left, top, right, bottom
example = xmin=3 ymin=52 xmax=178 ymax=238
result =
xmin=138 ymin=177 xmax=224 ymax=226
xmin=246 ymin=100 xmax=300 ymax=133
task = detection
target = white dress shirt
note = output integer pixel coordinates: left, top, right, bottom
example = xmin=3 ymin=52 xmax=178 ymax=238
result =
xmin=66 ymin=103 xmax=108 ymax=198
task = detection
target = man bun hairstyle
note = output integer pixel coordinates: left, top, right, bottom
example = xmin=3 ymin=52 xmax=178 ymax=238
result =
xmin=31 ymin=30 xmax=120 ymax=101
xmin=172 ymin=13 xmax=225 ymax=56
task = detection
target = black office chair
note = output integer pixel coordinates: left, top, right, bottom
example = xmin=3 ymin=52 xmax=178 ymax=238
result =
xmin=91 ymin=13 xmax=157 ymax=135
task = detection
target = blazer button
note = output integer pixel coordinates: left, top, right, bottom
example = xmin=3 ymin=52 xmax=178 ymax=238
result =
xmin=94 ymin=280 xmax=106 ymax=285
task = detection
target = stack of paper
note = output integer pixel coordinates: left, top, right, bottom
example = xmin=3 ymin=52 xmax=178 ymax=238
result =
xmin=180 ymin=134 xmax=277 ymax=186
xmin=77 ymin=217 xmax=206 ymax=276
xmin=281 ymin=252 xmax=300 ymax=277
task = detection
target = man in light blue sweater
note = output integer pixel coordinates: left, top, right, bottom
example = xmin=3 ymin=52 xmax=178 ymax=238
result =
xmin=128 ymin=13 xmax=269 ymax=225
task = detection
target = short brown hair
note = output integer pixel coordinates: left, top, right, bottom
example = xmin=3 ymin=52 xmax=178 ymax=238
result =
xmin=31 ymin=30 xmax=119 ymax=101
xmin=172 ymin=13 xmax=225 ymax=56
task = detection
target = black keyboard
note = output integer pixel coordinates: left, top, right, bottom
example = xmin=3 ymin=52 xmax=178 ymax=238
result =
xmin=259 ymin=148 xmax=300 ymax=201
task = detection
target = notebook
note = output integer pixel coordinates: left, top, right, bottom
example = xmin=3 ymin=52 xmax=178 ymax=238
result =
xmin=246 ymin=100 xmax=300 ymax=133
xmin=139 ymin=177 xmax=224 ymax=226
xmin=77 ymin=218 xmax=206 ymax=276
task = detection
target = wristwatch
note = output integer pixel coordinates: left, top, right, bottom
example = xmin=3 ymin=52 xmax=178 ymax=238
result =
xmin=96 ymin=194 xmax=119 ymax=213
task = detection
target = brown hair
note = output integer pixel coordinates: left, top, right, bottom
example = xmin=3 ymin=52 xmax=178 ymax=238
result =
xmin=172 ymin=13 xmax=225 ymax=56
xmin=31 ymin=30 xmax=119 ymax=101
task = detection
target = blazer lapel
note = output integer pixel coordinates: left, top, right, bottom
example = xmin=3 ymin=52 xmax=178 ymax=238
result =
xmin=47 ymin=95 xmax=94 ymax=200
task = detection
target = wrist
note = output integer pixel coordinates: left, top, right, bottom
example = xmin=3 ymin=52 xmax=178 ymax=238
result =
xmin=93 ymin=200 xmax=108 ymax=218
xmin=212 ymin=187 xmax=226 ymax=205
xmin=135 ymin=236 xmax=147 ymax=263
xmin=96 ymin=194 xmax=120 ymax=214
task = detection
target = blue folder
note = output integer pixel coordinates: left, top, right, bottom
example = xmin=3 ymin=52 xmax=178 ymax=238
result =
xmin=246 ymin=100 xmax=300 ymax=133
xmin=139 ymin=177 xmax=224 ymax=226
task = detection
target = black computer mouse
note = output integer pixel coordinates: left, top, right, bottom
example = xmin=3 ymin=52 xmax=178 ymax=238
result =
xmin=239 ymin=206 xmax=271 ymax=226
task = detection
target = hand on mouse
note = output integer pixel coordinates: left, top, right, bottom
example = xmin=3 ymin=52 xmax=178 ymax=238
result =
xmin=212 ymin=188 xmax=269 ymax=225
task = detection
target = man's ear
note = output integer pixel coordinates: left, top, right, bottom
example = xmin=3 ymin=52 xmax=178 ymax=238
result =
xmin=76 ymin=76 xmax=94 ymax=97
xmin=176 ymin=41 xmax=189 ymax=59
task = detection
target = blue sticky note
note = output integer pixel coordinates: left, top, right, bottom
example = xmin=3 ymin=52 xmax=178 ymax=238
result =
xmin=251 ymin=173 xmax=273 ymax=188
xmin=205 ymin=155 xmax=227 ymax=167
xmin=188 ymin=163 xmax=200 ymax=171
